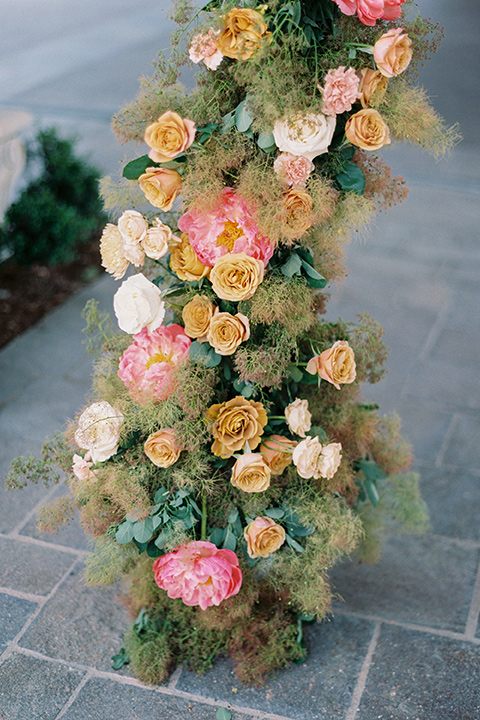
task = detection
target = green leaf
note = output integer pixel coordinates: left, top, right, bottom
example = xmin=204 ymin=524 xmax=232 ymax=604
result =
xmin=122 ymin=154 xmax=153 ymax=180
xmin=133 ymin=518 xmax=154 ymax=544
xmin=111 ymin=648 xmax=130 ymax=670
xmin=365 ymin=477 xmax=380 ymax=506
xmin=300 ymin=259 xmax=327 ymax=288
xmin=216 ymin=709 xmax=232 ymax=720
xmin=285 ymin=534 xmax=305 ymax=552
xmin=288 ymin=364 xmax=303 ymax=383
xmin=154 ymin=487 xmax=169 ymax=504
xmin=257 ymin=131 xmax=275 ymax=151
xmin=115 ymin=521 xmax=135 ymax=544
xmin=228 ymin=508 xmax=239 ymax=524
xmin=223 ymin=526 xmax=237 ymax=551
xmin=265 ymin=507 xmax=285 ymax=520
xmin=220 ymin=111 xmax=235 ymax=134
xmin=336 ymin=161 xmax=366 ymax=195
xmin=154 ymin=529 xmax=171 ymax=549
xmin=281 ymin=253 xmax=302 ymax=279
xmin=241 ymin=384 xmax=255 ymax=398
xmin=209 ymin=527 xmax=226 ymax=546
xmin=146 ymin=540 xmax=163 ymax=558
xmin=189 ymin=340 xmax=222 ymax=367
xmin=359 ymin=459 xmax=386 ymax=482
xmin=307 ymin=425 xmax=328 ymax=443
xmin=235 ymin=97 xmax=254 ymax=133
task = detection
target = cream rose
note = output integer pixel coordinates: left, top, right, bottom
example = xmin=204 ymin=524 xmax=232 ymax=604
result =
xmin=207 ymin=396 xmax=268 ymax=458
xmin=317 ymin=442 xmax=342 ymax=480
xmin=75 ymin=401 xmax=124 ymax=463
xmin=306 ymin=340 xmax=356 ymax=390
xmin=169 ymin=233 xmax=211 ymax=282
xmin=292 ymin=436 xmax=323 ymax=479
xmin=273 ymin=112 xmax=336 ymax=161
xmin=182 ymin=295 xmax=216 ymax=341
xmin=244 ymin=517 xmax=286 ymax=558
xmin=210 ymin=253 xmax=264 ymax=302
xmin=117 ymin=210 xmax=148 ymax=246
xmin=144 ymin=429 xmax=182 ymax=468
xmin=230 ymin=453 xmax=271 ymax=493
xmin=72 ymin=453 xmax=95 ymax=481
xmin=358 ymin=68 xmax=389 ymax=108
xmin=373 ymin=28 xmax=412 ymax=79
xmin=345 ymin=109 xmax=391 ymax=151
xmin=138 ymin=167 xmax=182 ymax=211
xmin=113 ymin=273 xmax=165 ymax=334
xmin=144 ymin=111 xmax=196 ymax=163
xmin=207 ymin=311 xmax=250 ymax=355
xmin=285 ymin=398 xmax=312 ymax=438
xmin=141 ymin=219 xmax=175 ymax=260
xmin=260 ymin=435 xmax=297 ymax=476
xmin=100 ymin=223 xmax=129 ymax=280
xmin=122 ymin=242 xmax=145 ymax=268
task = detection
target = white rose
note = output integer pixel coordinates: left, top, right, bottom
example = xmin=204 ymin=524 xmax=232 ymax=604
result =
xmin=113 ymin=273 xmax=166 ymax=334
xmin=141 ymin=219 xmax=175 ymax=260
xmin=122 ymin=242 xmax=146 ymax=267
xmin=292 ymin=436 xmax=323 ymax=479
xmin=317 ymin=442 xmax=342 ymax=479
xmin=273 ymin=112 xmax=336 ymax=161
xmin=117 ymin=210 xmax=148 ymax=245
xmin=74 ymin=402 xmax=124 ymax=463
xmin=285 ymin=398 xmax=312 ymax=438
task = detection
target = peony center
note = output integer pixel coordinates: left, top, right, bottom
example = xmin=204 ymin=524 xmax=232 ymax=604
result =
xmin=216 ymin=220 xmax=244 ymax=251
xmin=145 ymin=351 xmax=173 ymax=370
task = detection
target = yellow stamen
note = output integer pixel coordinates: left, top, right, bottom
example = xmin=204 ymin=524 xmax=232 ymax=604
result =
xmin=216 ymin=220 xmax=244 ymax=251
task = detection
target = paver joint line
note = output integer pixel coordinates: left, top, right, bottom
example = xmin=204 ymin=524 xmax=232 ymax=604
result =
xmin=3 ymin=530 xmax=88 ymax=557
xmin=435 ymin=412 xmax=461 ymax=468
xmin=53 ymin=669 xmax=93 ymax=720
xmin=465 ymin=557 xmax=480 ymax=638
xmin=344 ymin=622 xmax=381 ymax=720
xmin=0 ymin=586 xmax=45 ymax=604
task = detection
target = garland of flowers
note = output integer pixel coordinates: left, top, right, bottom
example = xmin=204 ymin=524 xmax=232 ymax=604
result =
xmin=7 ymin=0 xmax=456 ymax=684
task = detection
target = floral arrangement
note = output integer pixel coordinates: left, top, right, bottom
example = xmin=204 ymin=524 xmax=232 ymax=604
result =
xmin=7 ymin=0 xmax=457 ymax=685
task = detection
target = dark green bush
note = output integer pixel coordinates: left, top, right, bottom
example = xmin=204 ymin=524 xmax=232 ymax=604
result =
xmin=0 ymin=128 xmax=105 ymax=266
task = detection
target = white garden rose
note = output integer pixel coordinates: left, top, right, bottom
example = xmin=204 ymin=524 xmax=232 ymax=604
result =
xmin=117 ymin=209 xmax=148 ymax=245
xmin=113 ymin=273 xmax=165 ymax=334
xmin=317 ymin=442 xmax=342 ymax=479
xmin=141 ymin=219 xmax=175 ymax=260
xmin=292 ymin=436 xmax=323 ymax=479
xmin=273 ymin=112 xmax=336 ymax=161
xmin=284 ymin=398 xmax=312 ymax=438
xmin=74 ymin=401 xmax=124 ymax=463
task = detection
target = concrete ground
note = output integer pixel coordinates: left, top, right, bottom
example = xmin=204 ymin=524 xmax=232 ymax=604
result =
xmin=0 ymin=1 xmax=479 ymax=718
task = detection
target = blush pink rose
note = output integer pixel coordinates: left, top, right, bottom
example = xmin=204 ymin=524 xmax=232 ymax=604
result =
xmin=189 ymin=29 xmax=224 ymax=70
xmin=118 ymin=324 xmax=191 ymax=404
xmin=153 ymin=541 xmax=243 ymax=610
xmin=273 ymin=153 xmax=314 ymax=187
xmin=178 ymin=188 xmax=274 ymax=267
xmin=72 ymin=453 xmax=95 ymax=480
xmin=321 ymin=66 xmax=361 ymax=116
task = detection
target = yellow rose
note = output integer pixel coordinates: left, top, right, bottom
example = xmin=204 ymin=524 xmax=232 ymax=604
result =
xmin=358 ymin=68 xmax=389 ymax=108
xmin=259 ymin=435 xmax=297 ymax=476
xmin=216 ymin=8 xmax=271 ymax=60
xmin=169 ymin=233 xmax=211 ymax=282
xmin=144 ymin=111 xmax=196 ymax=163
xmin=345 ymin=109 xmax=391 ymax=151
xmin=281 ymin=186 xmax=314 ymax=240
xmin=306 ymin=340 xmax=356 ymax=390
xmin=182 ymin=295 xmax=216 ymax=341
xmin=207 ymin=311 xmax=250 ymax=356
xmin=230 ymin=453 xmax=271 ymax=493
xmin=373 ymin=28 xmax=412 ymax=79
xmin=210 ymin=252 xmax=264 ymax=302
xmin=244 ymin=516 xmax=286 ymax=558
xmin=144 ymin=429 xmax=182 ymax=468
xmin=207 ymin=395 xmax=268 ymax=458
xmin=138 ymin=167 xmax=182 ymax=211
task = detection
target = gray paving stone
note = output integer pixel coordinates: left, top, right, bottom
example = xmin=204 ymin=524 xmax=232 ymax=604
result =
xmin=176 ymin=615 xmax=375 ymax=720
xmin=0 ymin=652 xmax=84 ymax=720
xmin=0 ymin=593 xmax=37 ymax=652
xmin=419 ymin=466 xmax=480 ymax=542
xmin=61 ymin=677 xmax=253 ymax=720
xmin=357 ymin=624 xmax=480 ymax=720
xmin=20 ymin=563 xmax=130 ymax=673
xmin=402 ymin=357 xmax=480 ymax=411
xmin=330 ymin=534 xmax=479 ymax=633
xmin=0 ymin=536 xmax=75 ymax=596
xmin=442 ymin=413 xmax=480 ymax=472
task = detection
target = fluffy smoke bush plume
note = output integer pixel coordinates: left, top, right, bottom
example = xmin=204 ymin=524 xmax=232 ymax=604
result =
xmin=37 ymin=495 xmax=75 ymax=534
xmin=243 ymin=276 xmax=316 ymax=336
xmin=99 ymin=175 xmax=148 ymax=220
xmin=369 ymin=412 xmax=413 ymax=476
xmin=234 ymin=325 xmax=297 ymax=387
xmin=354 ymin=151 xmax=409 ymax=212
xmin=84 ymin=536 xmax=137 ymax=586
xmin=348 ymin=313 xmax=389 ymax=385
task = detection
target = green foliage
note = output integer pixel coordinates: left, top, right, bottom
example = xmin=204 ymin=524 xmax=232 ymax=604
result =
xmin=0 ymin=128 xmax=105 ymax=266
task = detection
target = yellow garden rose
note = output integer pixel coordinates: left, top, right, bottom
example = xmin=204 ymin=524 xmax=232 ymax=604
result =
xmin=169 ymin=233 xmax=211 ymax=282
xmin=230 ymin=453 xmax=271 ymax=493
xmin=144 ymin=429 xmax=182 ymax=468
xmin=207 ymin=311 xmax=250 ymax=356
xmin=138 ymin=167 xmax=182 ymax=211
xmin=216 ymin=8 xmax=271 ymax=60
xmin=306 ymin=340 xmax=356 ymax=390
xmin=182 ymin=295 xmax=216 ymax=341
xmin=207 ymin=395 xmax=268 ymax=458
xmin=358 ymin=68 xmax=389 ymax=108
xmin=144 ymin=111 xmax=196 ymax=163
xmin=244 ymin=516 xmax=286 ymax=558
xmin=259 ymin=435 xmax=297 ymax=476
xmin=210 ymin=253 xmax=264 ymax=302
xmin=345 ymin=109 xmax=391 ymax=151
xmin=281 ymin=186 xmax=314 ymax=240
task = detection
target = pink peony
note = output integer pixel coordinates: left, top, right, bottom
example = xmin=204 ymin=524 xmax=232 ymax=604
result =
xmin=332 ymin=0 xmax=403 ymax=25
xmin=382 ymin=0 xmax=406 ymax=20
xmin=178 ymin=188 xmax=274 ymax=267
xmin=118 ymin=324 xmax=191 ymax=404
xmin=153 ymin=541 xmax=242 ymax=610
xmin=273 ymin=153 xmax=314 ymax=187
xmin=321 ymin=66 xmax=361 ymax=116
xmin=333 ymin=0 xmax=357 ymax=14
xmin=189 ymin=29 xmax=224 ymax=70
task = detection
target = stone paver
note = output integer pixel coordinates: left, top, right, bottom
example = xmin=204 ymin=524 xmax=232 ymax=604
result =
xmin=0 ymin=593 xmax=37 ymax=652
xmin=0 ymin=537 xmax=77 ymax=596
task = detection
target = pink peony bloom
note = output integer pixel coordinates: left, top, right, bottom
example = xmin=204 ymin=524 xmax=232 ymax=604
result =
xmin=333 ymin=0 xmax=402 ymax=25
xmin=382 ymin=0 xmax=406 ymax=20
xmin=178 ymin=188 xmax=275 ymax=267
xmin=321 ymin=66 xmax=362 ymax=116
xmin=356 ymin=0 xmax=384 ymax=26
xmin=333 ymin=0 xmax=357 ymax=14
xmin=189 ymin=29 xmax=224 ymax=70
xmin=153 ymin=541 xmax=243 ymax=610
xmin=118 ymin=324 xmax=191 ymax=404
xmin=273 ymin=153 xmax=314 ymax=187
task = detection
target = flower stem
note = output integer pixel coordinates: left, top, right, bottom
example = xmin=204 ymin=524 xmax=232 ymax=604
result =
xmin=201 ymin=492 xmax=207 ymax=541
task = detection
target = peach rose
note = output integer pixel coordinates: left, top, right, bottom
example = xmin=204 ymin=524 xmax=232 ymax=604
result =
xmin=306 ymin=340 xmax=356 ymax=390
xmin=207 ymin=396 xmax=268 ymax=458
xmin=244 ymin=517 xmax=286 ymax=558
xmin=373 ymin=28 xmax=412 ymax=79
xmin=207 ymin=311 xmax=250 ymax=356
xmin=182 ymin=295 xmax=216 ymax=341
xmin=169 ymin=233 xmax=211 ymax=282
xmin=141 ymin=219 xmax=175 ymax=260
xmin=345 ymin=109 xmax=391 ymax=151
xmin=292 ymin=436 xmax=323 ymax=479
xmin=144 ymin=111 xmax=196 ymax=163
xmin=138 ymin=167 xmax=182 ymax=211
xmin=144 ymin=429 xmax=182 ymax=468
xmin=358 ymin=68 xmax=389 ymax=108
xmin=285 ymin=398 xmax=312 ymax=438
xmin=281 ymin=187 xmax=314 ymax=239
xmin=259 ymin=435 xmax=297 ymax=476
xmin=216 ymin=8 xmax=271 ymax=60
xmin=230 ymin=453 xmax=271 ymax=493
xmin=317 ymin=442 xmax=342 ymax=480
xmin=72 ymin=453 xmax=95 ymax=481
xmin=210 ymin=253 xmax=264 ymax=302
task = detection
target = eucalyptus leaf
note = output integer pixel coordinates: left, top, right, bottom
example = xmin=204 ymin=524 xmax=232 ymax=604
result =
xmin=359 ymin=459 xmax=386 ymax=481
xmin=223 ymin=527 xmax=237 ymax=551
xmin=154 ymin=487 xmax=169 ymax=504
xmin=281 ymin=253 xmax=302 ymax=278
xmin=154 ymin=529 xmax=170 ymax=549
xmin=216 ymin=709 xmax=232 ymax=720
xmin=235 ymin=97 xmax=254 ymax=132
xmin=288 ymin=364 xmax=303 ymax=383
xmin=365 ymin=477 xmax=380 ymax=506
xmin=336 ymin=161 xmax=366 ymax=195
xmin=209 ymin=527 xmax=226 ymax=546
xmin=285 ymin=534 xmax=305 ymax=552
xmin=241 ymin=384 xmax=255 ymax=398
xmin=228 ymin=508 xmax=239 ymax=524
xmin=257 ymin=131 xmax=276 ymax=151
xmin=133 ymin=518 xmax=154 ymax=544
xmin=115 ymin=521 xmax=135 ymax=545
xmin=265 ymin=507 xmax=285 ymax=520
